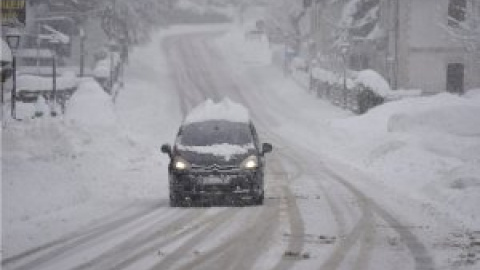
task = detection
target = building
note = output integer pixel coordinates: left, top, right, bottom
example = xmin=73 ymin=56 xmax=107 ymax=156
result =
xmin=309 ymin=0 xmax=480 ymax=94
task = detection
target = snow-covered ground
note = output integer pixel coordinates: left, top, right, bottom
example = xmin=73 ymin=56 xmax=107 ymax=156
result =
xmin=215 ymin=25 xmax=480 ymax=228
xmin=2 ymin=21 xmax=480 ymax=269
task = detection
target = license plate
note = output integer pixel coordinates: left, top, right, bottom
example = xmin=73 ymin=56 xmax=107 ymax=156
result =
xmin=203 ymin=177 xmax=225 ymax=185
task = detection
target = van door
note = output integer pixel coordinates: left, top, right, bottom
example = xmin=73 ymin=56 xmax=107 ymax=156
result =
xmin=446 ymin=63 xmax=464 ymax=94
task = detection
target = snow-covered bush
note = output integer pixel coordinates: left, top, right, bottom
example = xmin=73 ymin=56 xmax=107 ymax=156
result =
xmin=311 ymin=67 xmax=386 ymax=113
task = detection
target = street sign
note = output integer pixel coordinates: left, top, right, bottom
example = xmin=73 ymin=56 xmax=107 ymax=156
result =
xmin=1 ymin=0 xmax=26 ymax=27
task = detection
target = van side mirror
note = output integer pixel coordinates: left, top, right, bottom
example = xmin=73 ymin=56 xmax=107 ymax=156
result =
xmin=261 ymin=143 xmax=273 ymax=155
xmin=161 ymin=144 xmax=172 ymax=157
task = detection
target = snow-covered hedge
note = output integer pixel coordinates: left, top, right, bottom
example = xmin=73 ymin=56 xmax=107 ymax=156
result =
xmin=311 ymin=68 xmax=385 ymax=113
xmin=310 ymin=68 xmax=423 ymax=113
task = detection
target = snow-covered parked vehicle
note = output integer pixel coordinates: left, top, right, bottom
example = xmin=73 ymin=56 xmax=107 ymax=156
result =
xmin=161 ymin=99 xmax=273 ymax=207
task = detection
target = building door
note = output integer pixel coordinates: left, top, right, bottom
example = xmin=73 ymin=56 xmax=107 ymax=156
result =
xmin=446 ymin=63 xmax=464 ymax=94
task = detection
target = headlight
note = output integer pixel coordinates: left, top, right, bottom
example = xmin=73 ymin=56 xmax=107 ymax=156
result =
xmin=241 ymin=155 xmax=258 ymax=170
xmin=173 ymin=156 xmax=190 ymax=170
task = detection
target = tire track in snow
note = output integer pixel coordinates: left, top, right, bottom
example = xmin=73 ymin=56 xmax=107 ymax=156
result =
xmin=7 ymin=207 xmax=196 ymax=270
xmin=2 ymin=203 xmax=163 ymax=268
xmin=163 ymin=33 xmax=306 ymax=270
xmin=210 ymin=33 xmax=435 ymax=270
xmin=266 ymin=128 xmax=432 ymax=270
xmin=69 ymin=208 xmax=208 ymax=270
xmin=192 ymin=35 xmax=307 ymax=270
xmin=164 ymin=31 xmax=430 ymax=270
xmin=285 ymin=137 xmax=435 ymax=270
xmin=172 ymin=175 xmax=282 ymax=270
xmin=115 ymin=208 xmax=236 ymax=270
xmin=148 ymin=208 xmax=249 ymax=270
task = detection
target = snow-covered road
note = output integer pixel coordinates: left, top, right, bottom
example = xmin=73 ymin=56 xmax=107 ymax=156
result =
xmin=160 ymin=32 xmax=438 ymax=270
xmin=3 ymin=26 xmax=479 ymax=270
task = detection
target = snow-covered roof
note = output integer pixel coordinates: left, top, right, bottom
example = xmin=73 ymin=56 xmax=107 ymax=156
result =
xmin=1 ymin=39 xmax=13 ymax=62
xmin=41 ymin=25 xmax=70 ymax=44
xmin=184 ymin=98 xmax=250 ymax=125
xmin=17 ymin=72 xmax=78 ymax=91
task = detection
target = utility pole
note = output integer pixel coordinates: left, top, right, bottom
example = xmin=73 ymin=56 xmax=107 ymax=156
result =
xmin=393 ymin=0 xmax=399 ymax=89
xmin=52 ymin=50 xmax=57 ymax=116
xmin=11 ymin=55 xmax=16 ymax=119
xmin=79 ymin=28 xmax=85 ymax=77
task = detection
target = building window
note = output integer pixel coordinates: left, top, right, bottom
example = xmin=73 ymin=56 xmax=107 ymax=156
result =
xmin=448 ymin=0 xmax=466 ymax=27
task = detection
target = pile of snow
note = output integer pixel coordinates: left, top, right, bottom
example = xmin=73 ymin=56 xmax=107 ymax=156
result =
xmin=332 ymin=92 xmax=480 ymax=224
xmin=178 ymin=143 xmax=253 ymax=161
xmin=388 ymin=102 xmax=480 ymax=137
xmin=3 ymin=30 xmax=177 ymax=255
xmin=93 ymin=52 xmax=121 ymax=78
xmin=66 ymin=78 xmax=117 ymax=128
xmin=17 ymin=71 xmax=78 ymax=91
xmin=184 ymin=98 xmax=250 ymax=124
xmin=465 ymin=88 xmax=480 ymax=101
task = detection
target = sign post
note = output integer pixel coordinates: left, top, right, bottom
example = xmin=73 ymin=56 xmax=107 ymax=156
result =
xmin=3 ymin=0 xmax=26 ymax=121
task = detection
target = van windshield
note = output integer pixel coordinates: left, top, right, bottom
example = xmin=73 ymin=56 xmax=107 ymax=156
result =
xmin=179 ymin=120 xmax=252 ymax=147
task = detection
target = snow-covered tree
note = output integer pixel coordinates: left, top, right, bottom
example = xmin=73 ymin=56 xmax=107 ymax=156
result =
xmin=98 ymin=0 xmax=178 ymax=45
xmin=444 ymin=0 xmax=480 ymax=59
xmin=265 ymin=0 xmax=306 ymax=51
xmin=335 ymin=0 xmax=384 ymax=47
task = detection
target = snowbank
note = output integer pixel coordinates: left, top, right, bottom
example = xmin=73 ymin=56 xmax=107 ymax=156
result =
xmin=93 ymin=52 xmax=121 ymax=78
xmin=332 ymin=92 xmax=480 ymax=225
xmin=66 ymin=78 xmax=117 ymax=128
xmin=3 ymin=29 xmax=175 ymax=256
xmin=465 ymin=88 xmax=480 ymax=101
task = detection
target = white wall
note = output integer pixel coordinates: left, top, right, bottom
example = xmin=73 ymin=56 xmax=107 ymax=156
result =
xmin=404 ymin=0 xmax=480 ymax=93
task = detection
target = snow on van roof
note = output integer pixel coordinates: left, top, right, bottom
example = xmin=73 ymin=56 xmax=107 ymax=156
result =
xmin=184 ymin=98 xmax=250 ymax=124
